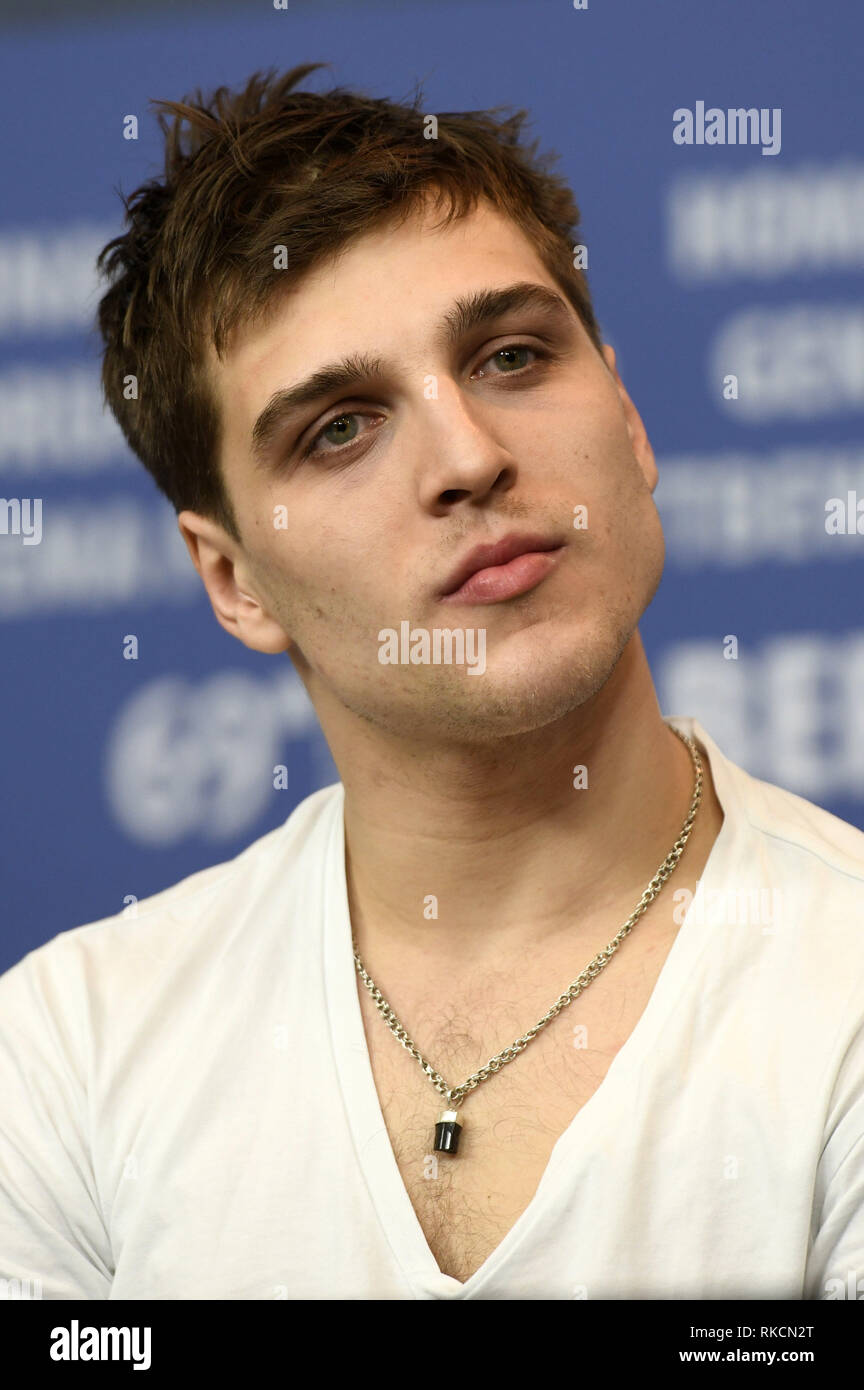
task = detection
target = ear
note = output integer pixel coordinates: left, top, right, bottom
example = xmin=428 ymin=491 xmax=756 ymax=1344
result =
xmin=600 ymin=343 xmax=658 ymax=493
xmin=177 ymin=510 xmax=292 ymax=655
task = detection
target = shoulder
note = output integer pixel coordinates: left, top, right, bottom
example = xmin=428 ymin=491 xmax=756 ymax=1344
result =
xmin=680 ymin=715 xmax=864 ymax=896
xmin=0 ymin=781 xmax=344 ymax=1029
xmin=674 ymin=716 xmax=864 ymax=1004
xmin=724 ymin=752 xmax=864 ymax=903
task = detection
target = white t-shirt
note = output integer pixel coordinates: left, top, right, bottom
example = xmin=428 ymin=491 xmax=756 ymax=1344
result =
xmin=2 ymin=715 xmax=863 ymax=1302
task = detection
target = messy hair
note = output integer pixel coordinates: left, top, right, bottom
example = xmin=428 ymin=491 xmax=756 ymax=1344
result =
xmin=96 ymin=63 xmax=604 ymax=542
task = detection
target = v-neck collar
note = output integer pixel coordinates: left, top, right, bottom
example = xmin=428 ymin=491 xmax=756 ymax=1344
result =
xmin=321 ymin=716 xmax=743 ymax=1299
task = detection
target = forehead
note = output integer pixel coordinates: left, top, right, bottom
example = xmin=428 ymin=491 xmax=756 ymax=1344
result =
xmin=208 ymin=198 xmax=562 ymax=425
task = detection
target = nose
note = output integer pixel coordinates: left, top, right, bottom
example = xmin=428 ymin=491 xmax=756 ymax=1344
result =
xmin=415 ymin=380 xmax=517 ymax=514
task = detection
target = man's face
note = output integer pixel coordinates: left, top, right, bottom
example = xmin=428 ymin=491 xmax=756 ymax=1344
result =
xmin=204 ymin=197 xmax=665 ymax=743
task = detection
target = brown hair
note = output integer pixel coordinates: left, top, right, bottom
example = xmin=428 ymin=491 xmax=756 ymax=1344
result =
xmin=96 ymin=63 xmax=604 ymax=543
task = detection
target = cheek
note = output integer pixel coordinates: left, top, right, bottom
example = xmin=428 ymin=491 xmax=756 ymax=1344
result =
xmin=570 ymin=431 xmax=663 ymax=576
xmin=258 ymin=528 xmax=377 ymax=631
xmin=534 ymin=389 xmax=630 ymax=475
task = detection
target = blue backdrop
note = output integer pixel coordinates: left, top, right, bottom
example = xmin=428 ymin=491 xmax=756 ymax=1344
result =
xmin=1 ymin=0 xmax=862 ymax=974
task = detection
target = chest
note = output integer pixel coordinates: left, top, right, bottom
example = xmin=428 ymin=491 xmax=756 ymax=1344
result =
xmin=355 ymin=928 xmax=675 ymax=1285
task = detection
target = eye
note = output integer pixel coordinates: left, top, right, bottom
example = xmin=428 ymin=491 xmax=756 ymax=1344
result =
xmin=302 ymin=411 xmax=382 ymax=459
xmin=472 ymin=343 xmax=544 ymax=379
xmin=300 ymin=341 xmax=549 ymax=462
xmin=319 ymin=414 xmax=359 ymax=447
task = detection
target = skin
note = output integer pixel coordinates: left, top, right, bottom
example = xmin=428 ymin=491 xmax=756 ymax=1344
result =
xmin=179 ymin=195 xmax=724 ymax=987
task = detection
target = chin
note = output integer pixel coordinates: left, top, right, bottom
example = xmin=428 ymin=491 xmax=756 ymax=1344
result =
xmin=458 ymin=671 xmax=606 ymax=739
xmin=411 ymin=626 xmax=635 ymax=744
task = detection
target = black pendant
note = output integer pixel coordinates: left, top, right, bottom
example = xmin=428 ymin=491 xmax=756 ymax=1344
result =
xmin=433 ymin=1107 xmax=463 ymax=1154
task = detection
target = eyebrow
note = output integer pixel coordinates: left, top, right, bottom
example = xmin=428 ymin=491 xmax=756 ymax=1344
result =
xmin=249 ymin=280 xmax=573 ymax=468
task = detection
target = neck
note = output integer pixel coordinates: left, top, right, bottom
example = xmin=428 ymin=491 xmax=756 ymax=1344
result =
xmin=319 ymin=634 xmax=712 ymax=964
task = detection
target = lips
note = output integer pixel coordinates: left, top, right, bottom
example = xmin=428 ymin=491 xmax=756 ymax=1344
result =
xmin=438 ymin=532 xmax=565 ymax=600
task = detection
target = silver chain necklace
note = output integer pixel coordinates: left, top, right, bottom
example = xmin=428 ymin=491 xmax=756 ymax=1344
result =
xmin=352 ymin=726 xmax=703 ymax=1157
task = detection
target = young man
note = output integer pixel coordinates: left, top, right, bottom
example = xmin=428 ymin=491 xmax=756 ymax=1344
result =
xmin=1 ymin=65 xmax=862 ymax=1302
